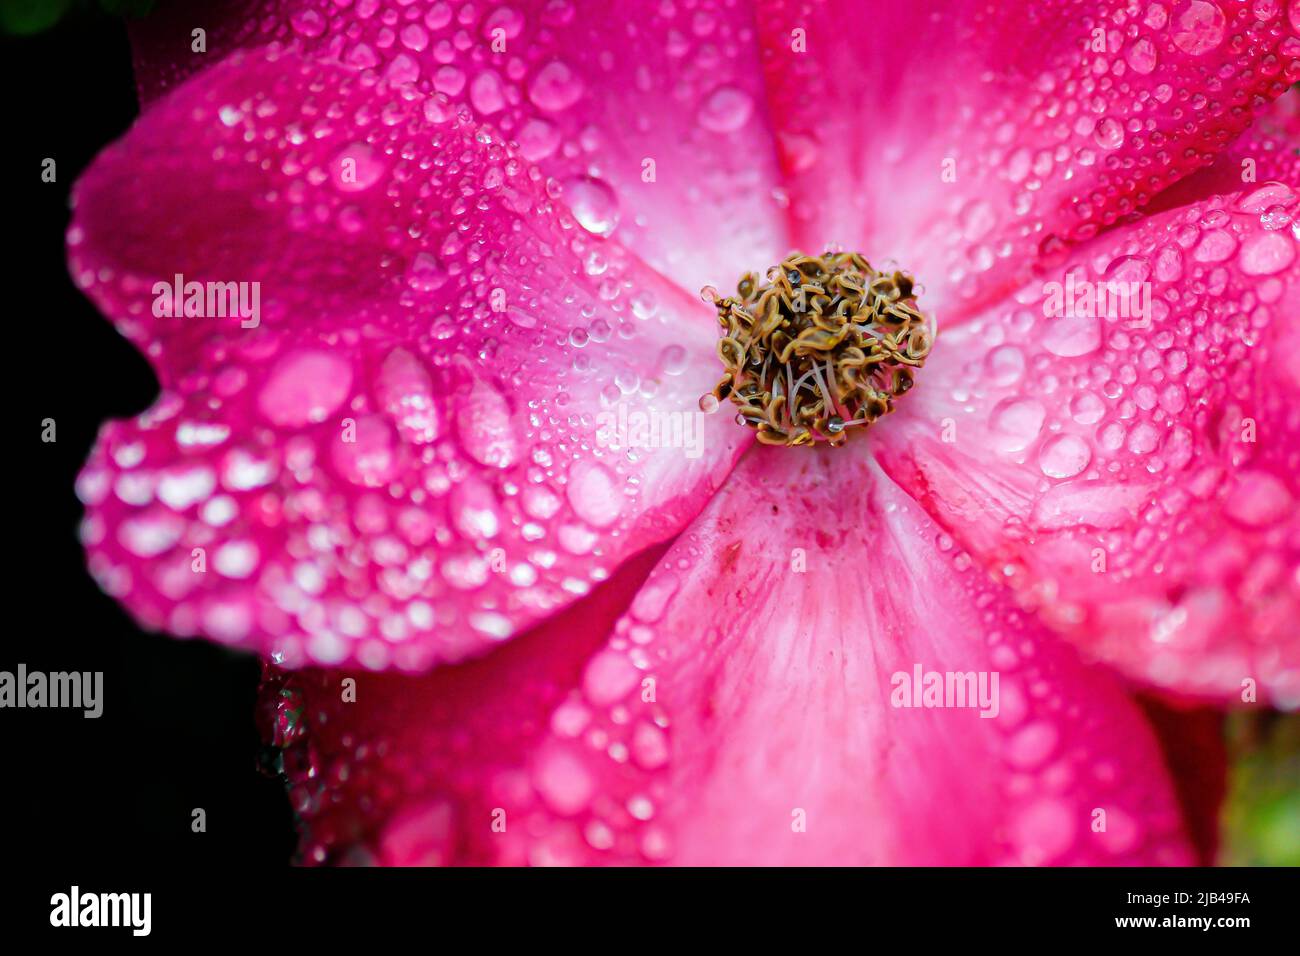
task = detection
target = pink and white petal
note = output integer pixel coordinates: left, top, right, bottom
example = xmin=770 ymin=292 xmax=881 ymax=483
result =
xmin=872 ymin=184 xmax=1300 ymax=706
xmin=127 ymin=0 xmax=789 ymax=296
xmin=1149 ymin=83 xmax=1300 ymax=214
xmin=70 ymin=48 xmax=747 ymax=672
xmin=264 ymin=448 xmax=1194 ymax=865
xmin=755 ymin=0 xmax=1300 ymax=315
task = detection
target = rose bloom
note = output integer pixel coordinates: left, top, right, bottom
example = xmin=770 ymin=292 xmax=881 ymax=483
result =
xmin=69 ymin=0 xmax=1298 ymax=865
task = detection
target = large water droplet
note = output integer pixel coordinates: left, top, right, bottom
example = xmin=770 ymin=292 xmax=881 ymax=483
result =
xmin=257 ymin=350 xmax=353 ymax=427
xmin=377 ymin=348 xmax=440 ymax=444
xmin=564 ymin=176 xmax=620 ymax=237
xmin=1042 ymin=313 xmax=1102 ymax=357
xmin=1038 ymin=434 xmax=1092 ymax=478
xmin=332 ymin=143 xmax=386 ymax=193
xmin=1239 ymin=232 xmax=1296 ymax=275
xmin=582 ymin=649 xmax=641 ymax=706
xmin=528 ymin=60 xmax=584 ymax=112
xmin=331 ymin=415 xmax=399 ymax=487
xmin=516 ymin=118 xmax=561 ymax=161
xmin=990 ymin=397 xmax=1046 ymax=453
xmin=450 ymin=477 xmax=502 ymax=540
xmin=532 ymin=743 xmax=596 ymax=815
xmin=566 ymin=460 xmax=623 ymax=528
xmin=697 ymin=85 xmax=754 ymax=132
xmin=456 ymin=377 xmax=519 ymax=469
xmin=469 ymin=71 xmax=506 ymax=115
xmin=1223 ymin=469 xmax=1293 ymax=526
xmin=405 ymin=252 xmax=448 ymax=292
xmin=1124 ymin=37 xmax=1159 ymax=74
xmin=1092 ymin=117 xmax=1125 ymax=150
xmin=1171 ymin=0 xmax=1226 ymax=55
xmin=1193 ymin=229 xmax=1238 ymax=263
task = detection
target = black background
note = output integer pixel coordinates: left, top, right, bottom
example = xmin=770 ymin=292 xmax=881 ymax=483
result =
xmin=7 ymin=8 xmax=295 ymax=868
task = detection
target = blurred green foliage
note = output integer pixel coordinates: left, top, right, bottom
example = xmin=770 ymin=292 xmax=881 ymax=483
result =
xmin=1220 ymin=712 xmax=1300 ymax=866
xmin=0 ymin=0 xmax=155 ymax=35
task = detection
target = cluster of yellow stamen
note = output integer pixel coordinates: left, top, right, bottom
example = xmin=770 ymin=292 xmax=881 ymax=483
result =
xmin=703 ymin=252 xmax=934 ymax=446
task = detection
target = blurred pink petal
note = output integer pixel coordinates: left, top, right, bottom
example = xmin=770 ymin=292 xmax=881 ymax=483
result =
xmin=756 ymin=0 xmax=1300 ymax=314
xmin=126 ymin=0 xmax=789 ymax=294
xmin=873 ymin=158 xmax=1300 ymax=704
xmin=71 ymin=48 xmax=746 ymax=670
xmin=264 ymin=450 xmax=1194 ymax=865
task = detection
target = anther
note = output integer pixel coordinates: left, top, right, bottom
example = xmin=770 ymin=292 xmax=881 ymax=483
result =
xmin=702 ymin=252 xmax=934 ymax=447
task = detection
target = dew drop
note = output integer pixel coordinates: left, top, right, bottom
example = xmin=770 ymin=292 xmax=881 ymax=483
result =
xmin=1092 ymin=117 xmax=1125 ymax=150
xmin=563 ymin=176 xmax=620 ymax=237
xmin=990 ymin=397 xmax=1046 ymax=453
xmin=1042 ymin=313 xmax=1101 ymax=357
xmin=1124 ymin=37 xmax=1159 ymax=73
xmin=1038 ymin=434 xmax=1092 ymax=479
xmin=658 ymin=344 xmax=689 ymax=376
xmin=405 ymin=252 xmax=448 ymax=292
xmin=566 ymin=460 xmax=623 ymax=528
xmin=532 ymin=744 xmax=595 ymax=815
xmin=456 ymin=377 xmax=519 ymax=469
xmin=582 ymin=650 xmax=641 ymax=706
xmin=1193 ymin=229 xmax=1237 ymax=263
xmin=528 ymin=60 xmax=584 ymax=112
xmin=332 ymin=143 xmax=386 ymax=193
xmin=331 ymin=415 xmax=399 ymax=487
xmin=516 ymin=118 xmax=561 ymax=161
xmin=696 ymin=85 xmax=754 ymax=133
xmin=1238 ymin=231 xmax=1295 ymax=275
xmin=1171 ymin=0 xmax=1226 ymax=55
xmin=257 ymin=350 xmax=353 ymax=427
xmin=469 ymin=71 xmax=506 ymax=115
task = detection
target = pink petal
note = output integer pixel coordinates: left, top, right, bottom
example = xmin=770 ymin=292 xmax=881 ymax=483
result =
xmin=128 ymin=0 xmax=789 ymax=296
xmin=70 ymin=48 xmax=747 ymax=671
xmin=263 ymin=448 xmax=1194 ymax=865
xmin=872 ymin=171 xmax=1300 ymax=704
xmin=755 ymin=0 xmax=1300 ymax=315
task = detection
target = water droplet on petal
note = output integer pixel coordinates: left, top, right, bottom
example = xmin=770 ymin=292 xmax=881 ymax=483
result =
xmin=258 ymin=350 xmax=353 ymax=427
xmin=1092 ymin=117 xmax=1125 ymax=150
xmin=582 ymin=649 xmax=640 ymax=706
xmin=566 ymin=460 xmax=622 ymax=528
xmin=990 ymin=397 xmax=1046 ymax=453
xmin=1043 ymin=313 xmax=1102 ymax=357
xmin=532 ymin=743 xmax=596 ymax=815
xmin=1038 ymin=434 xmax=1092 ymax=478
xmin=405 ymin=252 xmax=448 ymax=292
xmin=1193 ymin=229 xmax=1237 ymax=263
xmin=1124 ymin=37 xmax=1159 ymax=73
xmin=456 ymin=377 xmax=519 ymax=469
xmin=563 ymin=176 xmax=620 ymax=237
xmin=1171 ymin=0 xmax=1225 ymax=55
xmin=528 ymin=60 xmax=584 ymax=112
xmin=1239 ymin=231 xmax=1295 ymax=275
xmin=332 ymin=143 xmax=386 ymax=192
xmin=1223 ymin=470 xmax=1293 ymax=526
xmin=696 ymin=85 xmax=754 ymax=132
xmin=376 ymin=348 xmax=440 ymax=444
xmin=516 ymin=117 xmax=560 ymax=161
xmin=331 ymin=415 xmax=399 ymax=487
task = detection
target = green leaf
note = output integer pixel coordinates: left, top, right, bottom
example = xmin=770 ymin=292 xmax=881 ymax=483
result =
xmin=1220 ymin=712 xmax=1300 ymax=866
xmin=0 ymin=0 xmax=73 ymax=35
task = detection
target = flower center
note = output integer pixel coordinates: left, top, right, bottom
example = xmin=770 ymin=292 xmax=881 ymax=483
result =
xmin=702 ymin=252 xmax=934 ymax=446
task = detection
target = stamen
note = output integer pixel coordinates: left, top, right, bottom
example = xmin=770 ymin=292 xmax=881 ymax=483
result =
xmin=703 ymin=252 xmax=934 ymax=447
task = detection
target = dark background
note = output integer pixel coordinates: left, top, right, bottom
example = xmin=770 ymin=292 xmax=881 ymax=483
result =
xmin=6 ymin=6 xmax=295 ymax=867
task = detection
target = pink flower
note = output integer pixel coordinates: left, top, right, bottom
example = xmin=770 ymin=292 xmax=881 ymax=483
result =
xmin=69 ymin=0 xmax=1299 ymax=865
